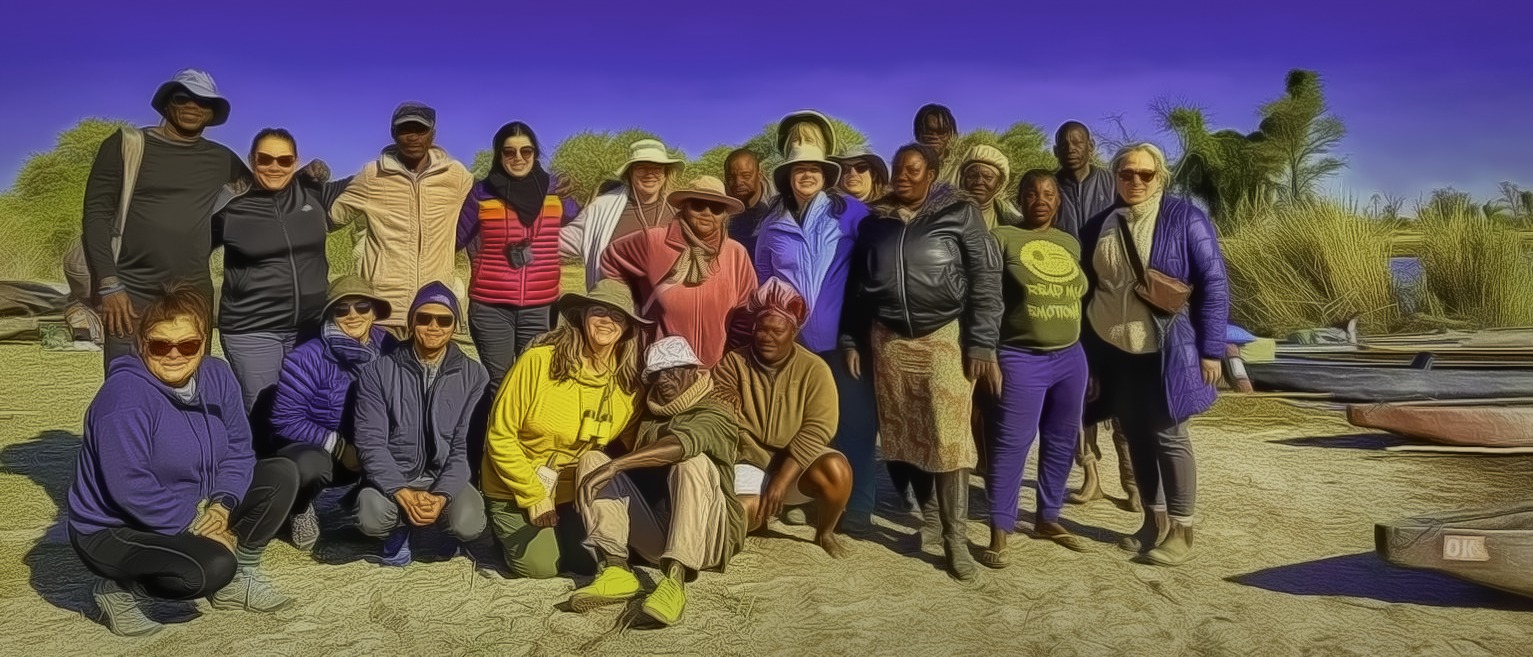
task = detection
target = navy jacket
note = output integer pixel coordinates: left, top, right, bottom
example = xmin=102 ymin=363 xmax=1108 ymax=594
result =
xmin=353 ymin=342 xmax=488 ymax=498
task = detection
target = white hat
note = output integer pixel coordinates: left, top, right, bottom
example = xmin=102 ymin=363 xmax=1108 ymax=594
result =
xmin=773 ymin=143 xmax=841 ymax=198
xmin=616 ymin=139 xmax=684 ymax=180
xmin=644 ymin=336 xmax=703 ymax=377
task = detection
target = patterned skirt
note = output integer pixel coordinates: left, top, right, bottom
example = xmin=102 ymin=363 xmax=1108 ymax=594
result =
xmin=871 ymin=320 xmax=977 ymax=473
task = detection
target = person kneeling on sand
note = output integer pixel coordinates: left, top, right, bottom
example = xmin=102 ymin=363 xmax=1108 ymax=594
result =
xmin=67 ymin=283 xmax=299 ymax=636
xmin=568 ymin=336 xmax=745 ymax=626
xmin=352 ymin=282 xmax=490 ymax=566
xmin=713 ymin=278 xmax=854 ymax=557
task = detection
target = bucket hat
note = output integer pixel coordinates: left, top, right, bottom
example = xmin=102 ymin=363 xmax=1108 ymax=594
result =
xmin=666 ymin=175 xmax=745 ymax=216
xmin=615 ymin=139 xmax=684 ymax=181
xmin=324 ymin=275 xmax=392 ymax=321
xmin=151 ymin=69 xmax=231 ymax=127
xmin=772 ymin=143 xmax=841 ymax=198
xmin=775 ymin=110 xmax=837 ymax=157
xmin=555 ymin=278 xmax=653 ymax=328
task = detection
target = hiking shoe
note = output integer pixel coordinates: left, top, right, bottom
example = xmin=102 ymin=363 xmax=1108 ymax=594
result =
xmin=781 ymin=506 xmax=809 ymax=526
xmin=93 ymin=579 xmax=162 ymax=637
xmin=640 ymin=576 xmax=686 ymax=626
xmin=209 ymin=566 xmax=292 ymax=612
xmin=290 ymin=504 xmax=320 ymax=553
xmin=366 ymin=528 xmax=412 ymax=567
xmin=568 ymin=566 xmax=640 ymax=612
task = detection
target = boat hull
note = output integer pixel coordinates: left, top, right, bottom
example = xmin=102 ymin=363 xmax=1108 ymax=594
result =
xmin=1245 ymin=361 xmax=1533 ymax=402
xmin=1376 ymin=503 xmax=1533 ymax=598
xmin=1346 ymin=402 xmax=1533 ymax=448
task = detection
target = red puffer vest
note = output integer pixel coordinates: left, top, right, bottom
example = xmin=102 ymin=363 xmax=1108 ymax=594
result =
xmin=464 ymin=183 xmax=563 ymax=307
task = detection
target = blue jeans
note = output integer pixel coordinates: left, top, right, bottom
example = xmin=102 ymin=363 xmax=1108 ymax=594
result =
xmin=818 ymin=350 xmax=878 ymax=518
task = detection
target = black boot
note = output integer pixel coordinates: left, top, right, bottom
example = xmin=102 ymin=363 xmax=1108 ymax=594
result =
xmin=936 ymin=469 xmax=977 ymax=582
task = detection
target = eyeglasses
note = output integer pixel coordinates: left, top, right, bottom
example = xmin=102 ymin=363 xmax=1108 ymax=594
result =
xmin=255 ymin=153 xmax=297 ymax=167
xmin=414 ymin=312 xmax=455 ymax=329
xmin=845 ymin=163 xmax=871 ymax=175
xmin=331 ymin=300 xmax=375 ymax=318
xmin=169 ymin=92 xmax=214 ymax=109
xmin=688 ymin=200 xmax=729 ymax=215
xmin=1117 ymin=169 xmax=1157 ymax=184
xmin=146 ymin=338 xmax=203 ymax=358
xmin=501 ymin=146 xmax=536 ymax=161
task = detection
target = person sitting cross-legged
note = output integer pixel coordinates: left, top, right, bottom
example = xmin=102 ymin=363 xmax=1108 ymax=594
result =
xmin=713 ymin=278 xmax=853 ymax=557
xmin=567 ymin=336 xmax=745 ymax=627
xmin=352 ymin=282 xmax=489 ymax=566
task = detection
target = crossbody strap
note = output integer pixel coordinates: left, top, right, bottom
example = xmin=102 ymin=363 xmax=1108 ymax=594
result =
xmin=110 ymin=127 xmax=146 ymax=264
xmin=1114 ymin=213 xmax=1150 ymax=288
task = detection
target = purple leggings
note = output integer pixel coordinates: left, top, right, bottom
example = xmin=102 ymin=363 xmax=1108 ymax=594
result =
xmin=986 ymin=343 xmax=1088 ymax=529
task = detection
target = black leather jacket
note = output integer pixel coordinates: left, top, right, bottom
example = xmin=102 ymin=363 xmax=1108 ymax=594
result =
xmin=840 ymin=185 xmax=1003 ymax=360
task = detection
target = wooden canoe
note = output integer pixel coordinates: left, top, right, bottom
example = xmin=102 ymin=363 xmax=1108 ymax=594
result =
xmin=1376 ymin=502 xmax=1533 ymax=598
xmin=1347 ymin=399 xmax=1533 ymax=448
xmin=1245 ymin=361 xmax=1533 ymax=402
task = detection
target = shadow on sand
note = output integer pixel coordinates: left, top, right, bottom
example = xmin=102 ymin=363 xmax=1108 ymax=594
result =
xmin=1229 ymin=552 xmax=1533 ymax=611
xmin=1269 ymin=433 xmax=1408 ymax=451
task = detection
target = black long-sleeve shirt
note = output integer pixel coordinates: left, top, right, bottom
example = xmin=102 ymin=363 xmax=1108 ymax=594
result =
xmin=80 ymin=129 xmax=245 ymax=299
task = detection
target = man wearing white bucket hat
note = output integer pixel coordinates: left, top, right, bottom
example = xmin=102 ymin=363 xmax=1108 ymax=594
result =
xmin=80 ymin=68 xmax=246 ymax=372
xmin=559 ymin=138 xmax=684 ymax=291
xmin=568 ymin=336 xmax=744 ymax=627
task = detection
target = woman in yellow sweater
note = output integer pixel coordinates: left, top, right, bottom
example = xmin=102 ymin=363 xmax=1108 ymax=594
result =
xmin=481 ymin=279 xmax=648 ymax=579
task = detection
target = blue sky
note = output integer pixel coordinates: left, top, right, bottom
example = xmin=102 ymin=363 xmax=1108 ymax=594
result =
xmin=1 ymin=0 xmax=1528 ymax=203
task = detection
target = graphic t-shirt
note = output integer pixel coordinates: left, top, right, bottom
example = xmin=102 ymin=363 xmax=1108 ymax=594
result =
xmin=992 ymin=225 xmax=1086 ymax=350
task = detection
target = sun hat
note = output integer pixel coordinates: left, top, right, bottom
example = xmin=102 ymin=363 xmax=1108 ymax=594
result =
xmin=775 ymin=110 xmax=837 ymax=157
xmin=615 ymin=139 xmax=684 ymax=180
xmin=150 ymin=69 xmax=231 ymax=127
xmin=555 ymin=278 xmax=652 ymax=328
xmin=666 ymin=175 xmax=745 ymax=216
xmin=830 ymin=146 xmax=890 ymax=185
xmin=324 ymin=275 xmax=392 ymax=321
xmin=391 ymin=101 xmax=436 ymax=130
xmin=772 ymin=143 xmax=842 ymax=198
xmin=644 ymin=336 xmax=703 ymax=377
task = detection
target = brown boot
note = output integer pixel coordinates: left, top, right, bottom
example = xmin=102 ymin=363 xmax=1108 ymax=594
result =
xmin=1117 ymin=508 xmax=1169 ymax=553
xmin=1145 ymin=518 xmax=1194 ymax=566
xmin=1111 ymin=421 xmax=1141 ymax=512
xmin=936 ymin=470 xmax=978 ymax=582
xmin=1067 ymin=459 xmax=1104 ymax=505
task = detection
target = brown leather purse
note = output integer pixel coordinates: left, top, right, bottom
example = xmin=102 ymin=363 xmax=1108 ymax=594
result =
xmin=1115 ymin=215 xmax=1192 ymax=316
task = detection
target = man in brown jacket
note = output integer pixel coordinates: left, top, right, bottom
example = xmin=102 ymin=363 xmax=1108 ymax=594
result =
xmin=331 ymin=102 xmax=474 ymax=336
xmin=713 ymin=278 xmax=854 ymax=558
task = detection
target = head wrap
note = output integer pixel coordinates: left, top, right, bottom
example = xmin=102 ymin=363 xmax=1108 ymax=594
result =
xmin=745 ymin=277 xmax=808 ymax=328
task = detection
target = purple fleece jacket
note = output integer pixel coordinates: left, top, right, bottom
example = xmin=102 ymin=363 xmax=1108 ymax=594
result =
xmin=67 ymin=355 xmax=255 ymax=536
xmin=270 ymin=325 xmax=395 ymax=448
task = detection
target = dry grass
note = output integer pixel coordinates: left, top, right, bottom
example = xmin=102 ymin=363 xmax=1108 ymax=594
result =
xmin=1412 ymin=207 xmax=1533 ymax=328
xmin=1222 ymin=200 xmax=1400 ymax=337
xmin=1 ymin=345 xmax=1531 ymax=655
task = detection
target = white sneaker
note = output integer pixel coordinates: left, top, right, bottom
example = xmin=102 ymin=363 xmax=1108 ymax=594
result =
xmin=290 ymin=504 xmax=320 ymax=553
xmin=209 ymin=566 xmax=292 ymax=612
xmin=93 ymin=579 xmax=163 ymax=636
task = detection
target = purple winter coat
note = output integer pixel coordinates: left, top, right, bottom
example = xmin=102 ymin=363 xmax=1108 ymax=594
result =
xmin=1079 ymin=194 xmax=1229 ymax=421
xmin=68 ymin=355 xmax=254 ymax=536
xmin=270 ymin=325 xmax=396 ymax=449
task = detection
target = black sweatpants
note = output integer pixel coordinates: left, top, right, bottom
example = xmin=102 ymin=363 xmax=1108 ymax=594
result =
xmin=70 ymin=457 xmax=300 ymax=600
xmin=267 ymin=442 xmax=357 ymax=516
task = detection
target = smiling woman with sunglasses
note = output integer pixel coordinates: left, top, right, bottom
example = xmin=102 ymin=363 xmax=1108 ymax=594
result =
xmin=455 ymin=122 xmax=564 ymax=398
xmin=66 ymin=283 xmax=302 ymax=635
xmin=599 ymin=176 xmax=759 ymax=368
xmin=1079 ymin=142 xmax=1230 ymax=568
xmin=211 ymin=128 xmax=354 ymax=412
xmin=267 ymin=276 xmax=398 ymax=552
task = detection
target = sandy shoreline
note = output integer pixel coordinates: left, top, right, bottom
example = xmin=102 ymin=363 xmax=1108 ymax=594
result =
xmin=2 ymin=344 xmax=1529 ymax=656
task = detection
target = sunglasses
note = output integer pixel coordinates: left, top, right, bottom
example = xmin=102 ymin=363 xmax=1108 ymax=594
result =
xmin=331 ymin=300 xmax=375 ymax=318
xmin=414 ymin=312 xmax=455 ymax=329
xmin=146 ymin=338 xmax=203 ymax=358
xmin=586 ymin=305 xmax=628 ymax=325
xmin=169 ymin=92 xmax=214 ymax=109
xmin=255 ymin=153 xmax=297 ymax=167
xmin=688 ymin=200 xmax=729 ymax=215
xmin=500 ymin=146 xmax=536 ymax=161
xmin=844 ymin=162 xmax=871 ymax=175
xmin=1117 ymin=169 xmax=1157 ymax=184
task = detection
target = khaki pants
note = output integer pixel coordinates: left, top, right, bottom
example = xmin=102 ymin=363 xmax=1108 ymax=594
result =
xmin=1078 ymin=419 xmax=1137 ymax=494
xmin=577 ymin=452 xmax=728 ymax=572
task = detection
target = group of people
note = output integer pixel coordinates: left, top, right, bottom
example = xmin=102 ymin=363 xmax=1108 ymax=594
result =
xmin=63 ymin=69 xmax=1230 ymax=636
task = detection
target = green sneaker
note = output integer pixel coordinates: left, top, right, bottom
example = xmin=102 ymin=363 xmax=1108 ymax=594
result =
xmin=640 ymin=576 xmax=686 ymax=626
xmin=567 ymin=566 xmax=640 ymax=612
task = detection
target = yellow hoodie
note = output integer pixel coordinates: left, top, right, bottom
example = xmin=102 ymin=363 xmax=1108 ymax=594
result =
xmin=480 ymin=345 xmax=638 ymax=516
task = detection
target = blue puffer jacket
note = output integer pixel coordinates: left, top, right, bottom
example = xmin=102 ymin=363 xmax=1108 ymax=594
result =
xmin=353 ymin=342 xmax=488 ymax=498
xmin=270 ymin=324 xmax=396 ymax=449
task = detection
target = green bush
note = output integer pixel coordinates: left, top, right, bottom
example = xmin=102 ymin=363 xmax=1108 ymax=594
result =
xmin=0 ymin=118 xmax=127 ymax=280
xmin=1413 ymin=205 xmax=1533 ymax=327
xmin=1221 ymin=199 xmax=1399 ymax=336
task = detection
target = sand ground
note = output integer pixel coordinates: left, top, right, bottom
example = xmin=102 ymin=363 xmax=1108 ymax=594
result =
xmin=1 ymin=343 xmax=1530 ymax=656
